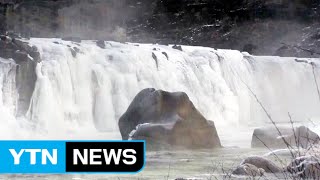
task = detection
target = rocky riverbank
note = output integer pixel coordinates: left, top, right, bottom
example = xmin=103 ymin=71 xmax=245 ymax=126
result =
xmin=1 ymin=0 xmax=319 ymax=57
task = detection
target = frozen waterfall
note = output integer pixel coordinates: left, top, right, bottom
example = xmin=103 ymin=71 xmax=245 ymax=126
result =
xmin=0 ymin=38 xmax=319 ymax=147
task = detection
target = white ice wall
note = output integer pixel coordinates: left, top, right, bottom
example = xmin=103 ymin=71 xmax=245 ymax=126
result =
xmin=0 ymin=38 xmax=319 ymax=146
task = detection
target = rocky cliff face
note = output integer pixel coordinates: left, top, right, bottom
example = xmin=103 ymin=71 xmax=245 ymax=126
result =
xmin=0 ymin=0 xmax=319 ymax=57
xmin=0 ymin=35 xmax=40 ymax=116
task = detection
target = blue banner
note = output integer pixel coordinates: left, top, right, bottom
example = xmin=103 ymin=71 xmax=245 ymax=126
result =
xmin=0 ymin=140 xmax=145 ymax=174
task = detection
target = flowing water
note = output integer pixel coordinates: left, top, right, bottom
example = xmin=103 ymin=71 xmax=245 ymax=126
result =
xmin=0 ymin=38 xmax=320 ymax=179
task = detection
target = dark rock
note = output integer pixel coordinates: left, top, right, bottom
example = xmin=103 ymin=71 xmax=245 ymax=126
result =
xmin=232 ymin=163 xmax=265 ymax=177
xmin=8 ymin=41 xmax=39 ymax=115
xmin=118 ymin=88 xmax=221 ymax=149
xmin=1 ymin=36 xmax=17 ymax=49
xmin=6 ymin=32 xmax=21 ymax=39
xmin=69 ymin=48 xmax=77 ymax=57
xmin=252 ymin=125 xmax=320 ymax=149
xmin=15 ymin=58 xmax=38 ymax=116
xmin=29 ymin=51 xmax=41 ymax=62
xmin=12 ymin=51 xmax=32 ymax=63
xmin=0 ymin=35 xmax=39 ymax=116
xmin=108 ymin=55 xmax=113 ymax=61
xmin=11 ymin=39 xmax=41 ymax=62
xmin=311 ymin=32 xmax=320 ymax=40
xmin=0 ymin=35 xmax=12 ymax=42
xmin=286 ymin=156 xmax=320 ymax=179
xmin=162 ymin=51 xmax=169 ymax=60
xmin=0 ymin=49 xmax=14 ymax=59
xmin=151 ymin=52 xmax=158 ymax=70
xmin=274 ymin=45 xmax=299 ymax=57
xmin=73 ymin=47 xmax=80 ymax=53
xmin=96 ymin=40 xmax=105 ymax=49
xmin=242 ymin=44 xmax=257 ymax=54
xmin=12 ymin=38 xmax=31 ymax=51
xmin=295 ymin=59 xmax=309 ymax=64
xmin=129 ymin=123 xmax=171 ymax=143
xmin=240 ymin=156 xmax=283 ymax=173
xmin=0 ymin=35 xmax=6 ymax=41
xmin=172 ymin=45 xmax=183 ymax=51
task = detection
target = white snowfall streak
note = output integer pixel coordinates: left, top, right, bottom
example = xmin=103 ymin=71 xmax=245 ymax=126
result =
xmin=0 ymin=38 xmax=319 ymax=147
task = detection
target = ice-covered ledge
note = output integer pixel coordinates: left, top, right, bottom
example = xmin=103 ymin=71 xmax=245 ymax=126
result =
xmin=0 ymin=37 xmax=319 ymax=147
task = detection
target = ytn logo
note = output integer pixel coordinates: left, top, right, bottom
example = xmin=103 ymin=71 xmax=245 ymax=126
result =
xmin=9 ymin=149 xmax=57 ymax=165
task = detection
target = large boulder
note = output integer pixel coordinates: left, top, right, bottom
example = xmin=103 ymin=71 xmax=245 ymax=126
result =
xmin=240 ymin=156 xmax=283 ymax=173
xmin=235 ymin=155 xmax=320 ymax=178
xmin=118 ymin=88 xmax=221 ymax=149
xmin=286 ymin=156 xmax=320 ymax=179
xmin=232 ymin=163 xmax=265 ymax=177
xmin=251 ymin=125 xmax=320 ymax=149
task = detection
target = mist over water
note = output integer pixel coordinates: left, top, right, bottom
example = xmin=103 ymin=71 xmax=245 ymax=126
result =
xmin=0 ymin=38 xmax=319 ymax=148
